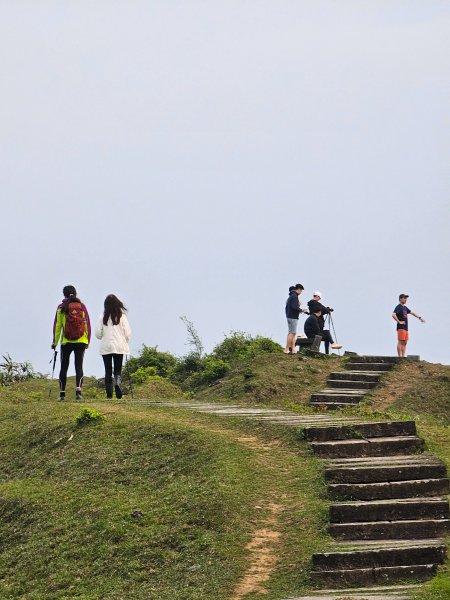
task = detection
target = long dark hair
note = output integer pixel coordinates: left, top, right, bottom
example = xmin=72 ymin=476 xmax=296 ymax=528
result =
xmin=103 ymin=294 xmax=127 ymax=326
xmin=61 ymin=285 xmax=82 ymax=314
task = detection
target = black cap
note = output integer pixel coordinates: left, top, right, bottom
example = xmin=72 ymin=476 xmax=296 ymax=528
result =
xmin=399 ymin=293 xmax=409 ymax=299
xmin=295 ymin=283 xmax=304 ymax=290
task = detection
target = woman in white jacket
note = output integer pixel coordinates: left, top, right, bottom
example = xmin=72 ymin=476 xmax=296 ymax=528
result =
xmin=95 ymin=294 xmax=131 ymax=399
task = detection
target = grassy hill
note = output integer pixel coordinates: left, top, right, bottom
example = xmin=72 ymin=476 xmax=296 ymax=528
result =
xmin=0 ymin=353 xmax=448 ymax=600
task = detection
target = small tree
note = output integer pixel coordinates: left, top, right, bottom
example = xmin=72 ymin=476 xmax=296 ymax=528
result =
xmin=180 ymin=316 xmax=204 ymax=358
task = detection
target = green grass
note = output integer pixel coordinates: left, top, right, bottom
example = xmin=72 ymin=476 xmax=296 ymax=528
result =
xmin=1 ymin=355 xmax=449 ymax=600
xmin=0 ymin=379 xmax=330 ymax=600
xmin=195 ymin=352 xmax=345 ymax=408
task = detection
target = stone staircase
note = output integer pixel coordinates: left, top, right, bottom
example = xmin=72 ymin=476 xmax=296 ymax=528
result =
xmin=311 ymin=356 xmax=399 ymax=410
xmin=129 ymin=354 xmax=449 ymax=600
xmin=303 ymin=356 xmax=450 ymax=597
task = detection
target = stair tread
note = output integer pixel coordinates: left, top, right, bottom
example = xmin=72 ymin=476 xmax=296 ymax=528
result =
xmin=332 ymin=496 xmax=448 ymax=506
xmin=313 ymin=563 xmax=436 ymax=572
xmin=321 ymin=538 xmax=446 ymax=552
xmin=330 ymin=517 xmax=450 ymax=525
xmin=314 ymin=436 xmax=422 ymax=445
xmin=325 ymin=455 xmax=444 ymax=466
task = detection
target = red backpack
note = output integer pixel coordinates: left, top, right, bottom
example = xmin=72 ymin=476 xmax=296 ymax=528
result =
xmin=64 ymin=302 xmax=85 ymax=340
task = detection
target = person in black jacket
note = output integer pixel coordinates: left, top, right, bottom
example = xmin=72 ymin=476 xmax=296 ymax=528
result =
xmin=306 ymin=291 xmax=342 ymax=354
xmin=304 ymin=308 xmax=322 ymax=339
xmin=285 ymin=283 xmax=304 ymax=354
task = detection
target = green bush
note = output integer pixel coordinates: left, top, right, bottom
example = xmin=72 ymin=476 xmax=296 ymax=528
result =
xmin=249 ymin=337 xmax=282 ymax=354
xmin=75 ymin=408 xmax=105 ymax=426
xmin=213 ymin=332 xmax=282 ymax=363
xmin=168 ymin=353 xmax=204 ymax=386
xmin=126 ymin=345 xmax=177 ymax=379
xmin=212 ymin=332 xmax=253 ymax=362
xmin=0 ymin=354 xmax=40 ymax=386
xmin=131 ymin=366 xmax=161 ymax=384
xmin=201 ymin=357 xmax=230 ymax=383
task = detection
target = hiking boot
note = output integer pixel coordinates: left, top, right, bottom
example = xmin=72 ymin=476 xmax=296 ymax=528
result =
xmin=75 ymin=388 xmax=83 ymax=401
xmin=331 ymin=343 xmax=343 ymax=349
xmin=59 ymin=392 xmax=66 ymax=401
xmin=114 ymin=375 xmax=123 ymax=399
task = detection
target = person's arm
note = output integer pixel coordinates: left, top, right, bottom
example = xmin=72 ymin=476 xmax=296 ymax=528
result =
xmin=82 ymin=304 xmax=91 ymax=344
xmin=52 ymin=309 xmax=63 ymax=348
xmin=121 ymin=314 xmax=132 ymax=342
xmin=320 ymin=304 xmax=331 ymax=316
xmin=410 ymin=311 xmax=426 ymax=323
xmin=288 ymin=295 xmax=300 ymax=316
xmin=392 ymin=312 xmax=405 ymax=325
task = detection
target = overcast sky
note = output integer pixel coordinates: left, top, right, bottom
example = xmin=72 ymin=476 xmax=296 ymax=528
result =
xmin=2 ymin=1 xmax=449 ymax=378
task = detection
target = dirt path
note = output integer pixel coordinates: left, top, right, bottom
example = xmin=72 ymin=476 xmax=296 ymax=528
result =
xmin=231 ymin=501 xmax=283 ymax=599
xmin=109 ymin=405 xmax=289 ymax=598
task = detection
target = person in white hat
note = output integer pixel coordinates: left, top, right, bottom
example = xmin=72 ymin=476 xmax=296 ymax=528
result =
xmin=306 ymin=291 xmax=342 ymax=353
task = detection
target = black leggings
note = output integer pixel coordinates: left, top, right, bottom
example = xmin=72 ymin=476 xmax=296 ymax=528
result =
xmin=59 ymin=343 xmax=87 ymax=390
xmin=102 ymin=354 xmax=124 ymax=381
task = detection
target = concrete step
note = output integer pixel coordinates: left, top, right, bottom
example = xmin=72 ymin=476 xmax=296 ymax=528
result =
xmin=311 ymin=402 xmax=360 ymax=411
xmin=345 ymin=362 xmax=393 ymax=372
xmin=324 ymin=456 xmax=447 ymax=484
xmin=311 ymin=392 xmax=367 ymax=404
xmin=329 ymin=518 xmax=450 ymax=540
xmin=311 ymin=436 xmax=424 ymax=458
xmin=304 ymin=421 xmax=416 ymax=442
xmin=346 ymin=356 xmax=400 ymax=364
xmin=330 ymin=497 xmax=449 ymax=524
xmin=310 ymin=564 xmax=436 ymax=586
xmin=329 ymin=478 xmax=450 ymax=501
xmin=327 ymin=380 xmax=379 ymax=390
xmin=312 ymin=540 xmax=446 ymax=570
xmin=283 ymin=583 xmax=421 ymax=599
xmin=331 ymin=372 xmax=382 ymax=382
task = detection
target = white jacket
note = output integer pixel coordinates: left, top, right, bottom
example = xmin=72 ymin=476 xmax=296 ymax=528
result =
xmin=95 ymin=313 xmax=131 ymax=355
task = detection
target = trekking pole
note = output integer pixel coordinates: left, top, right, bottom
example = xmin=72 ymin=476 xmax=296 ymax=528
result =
xmin=328 ymin=313 xmax=341 ymax=356
xmin=48 ymin=349 xmax=58 ymax=398
xmin=125 ymin=354 xmax=134 ymax=399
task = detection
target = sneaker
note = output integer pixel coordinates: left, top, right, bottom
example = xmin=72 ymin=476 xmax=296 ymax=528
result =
xmin=76 ymin=389 xmax=83 ymax=401
xmin=59 ymin=392 xmax=66 ymax=402
xmin=114 ymin=376 xmax=123 ymax=399
xmin=331 ymin=343 xmax=343 ymax=349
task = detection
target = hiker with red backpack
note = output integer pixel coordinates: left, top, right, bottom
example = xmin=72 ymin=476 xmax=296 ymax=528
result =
xmin=52 ymin=285 xmax=91 ymax=401
xmin=95 ymin=294 xmax=131 ymax=399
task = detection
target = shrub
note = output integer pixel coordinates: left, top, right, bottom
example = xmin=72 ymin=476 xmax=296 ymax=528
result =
xmin=212 ymin=332 xmax=254 ymax=362
xmin=75 ymin=408 xmax=105 ymax=426
xmin=0 ymin=354 xmax=40 ymax=386
xmin=169 ymin=353 xmax=204 ymax=386
xmin=131 ymin=366 xmax=161 ymax=385
xmin=249 ymin=337 xmax=282 ymax=354
xmin=213 ymin=332 xmax=282 ymax=363
xmin=201 ymin=357 xmax=230 ymax=383
xmin=126 ymin=345 xmax=177 ymax=379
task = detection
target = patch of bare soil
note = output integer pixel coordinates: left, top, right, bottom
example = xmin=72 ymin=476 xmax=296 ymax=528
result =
xmin=231 ymin=502 xmax=283 ymax=599
xmin=366 ymin=360 xmax=450 ymax=413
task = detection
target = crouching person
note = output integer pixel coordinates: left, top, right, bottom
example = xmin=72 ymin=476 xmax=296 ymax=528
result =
xmin=95 ymin=294 xmax=131 ymax=399
xmin=304 ymin=307 xmax=323 ymax=345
